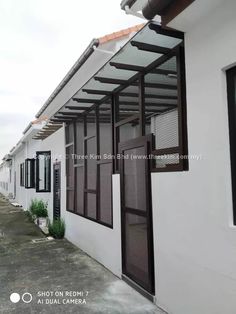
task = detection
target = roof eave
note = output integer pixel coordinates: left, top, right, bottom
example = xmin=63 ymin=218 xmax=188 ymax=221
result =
xmin=35 ymin=38 xmax=99 ymax=119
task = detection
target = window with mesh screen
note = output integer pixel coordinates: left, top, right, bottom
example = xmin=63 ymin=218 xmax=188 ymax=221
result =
xmin=144 ymin=50 xmax=187 ymax=171
xmin=65 ymin=106 xmax=113 ymax=227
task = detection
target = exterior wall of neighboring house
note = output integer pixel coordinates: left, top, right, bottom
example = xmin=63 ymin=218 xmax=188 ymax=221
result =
xmin=8 ymin=127 xmax=65 ymax=218
xmin=40 ymin=126 xmax=66 ymax=222
xmin=14 ymin=147 xmax=27 ymax=206
xmin=0 ymin=161 xmax=10 ymax=196
xmin=149 ymin=2 xmax=236 ymax=314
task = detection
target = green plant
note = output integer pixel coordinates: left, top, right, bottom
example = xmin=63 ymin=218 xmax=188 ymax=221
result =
xmin=28 ymin=199 xmax=38 ymax=216
xmin=48 ymin=219 xmax=65 ymax=239
xmin=28 ymin=199 xmax=48 ymax=218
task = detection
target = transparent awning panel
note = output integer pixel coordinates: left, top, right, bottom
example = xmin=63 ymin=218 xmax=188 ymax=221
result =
xmin=135 ymin=26 xmax=182 ymax=49
xmin=159 ymin=57 xmax=177 ymax=72
xmin=145 ymin=98 xmax=177 ymax=105
xmin=120 ymin=96 xmax=139 ymax=102
xmin=145 ymin=73 xmax=177 ymax=86
xmin=85 ymin=78 xmax=119 ymax=91
xmin=73 ymin=91 xmax=105 ymax=100
xmin=97 ymin=64 xmax=138 ymax=81
xmin=54 ymin=22 xmax=184 ymax=121
xmin=145 ymin=87 xmax=178 ymax=96
xmin=112 ymin=43 xmax=162 ymax=67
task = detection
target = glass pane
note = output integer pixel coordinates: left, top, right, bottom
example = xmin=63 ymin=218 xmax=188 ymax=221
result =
xmin=118 ymin=84 xmax=139 ymax=122
xmin=76 ymin=166 xmax=84 ymax=215
xmin=38 ymin=157 xmax=45 ymax=190
xmin=86 ymin=137 xmax=96 ymax=189
xmin=66 ymin=145 xmax=74 ymax=188
xmin=113 ymin=43 xmax=161 ymax=67
xmin=125 ymin=213 xmax=149 ymax=286
xmin=99 ymin=103 xmax=112 ymax=159
xmin=124 ymin=147 xmax=146 ymax=211
xmin=145 ymin=56 xmax=179 ymax=151
xmin=119 ymin=121 xmax=139 ymax=143
xmin=45 ymin=157 xmax=50 ymax=191
xmin=27 ymin=161 xmax=31 ymax=186
xmin=85 ymin=78 xmax=119 ymax=92
xmin=86 ymin=110 xmax=96 ymax=137
xmin=65 ymin=123 xmax=74 ymax=144
xmin=67 ymin=190 xmax=74 ymax=211
xmin=98 ymin=64 xmax=137 ymax=81
xmin=99 ymin=163 xmax=112 ymax=225
xmin=75 ymin=121 xmax=84 ymax=165
xmin=87 ymin=193 xmax=96 ymax=219
xmin=135 ymin=27 xmax=182 ymax=48
xmin=154 ymin=153 xmax=180 ymax=168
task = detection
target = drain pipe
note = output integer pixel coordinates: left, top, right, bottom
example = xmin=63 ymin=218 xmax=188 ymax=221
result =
xmin=142 ymin=0 xmax=175 ymax=20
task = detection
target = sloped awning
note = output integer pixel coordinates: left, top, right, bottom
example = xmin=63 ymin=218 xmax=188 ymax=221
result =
xmin=32 ymin=122 xmax=62 ymax=140
xmin=49 ymin=22 xmax=183 ymax=124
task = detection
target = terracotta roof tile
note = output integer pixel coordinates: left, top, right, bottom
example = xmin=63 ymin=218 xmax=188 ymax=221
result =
xmin=32 ymin=116 xmax=48 ymax=125
xmin=98 ymin=23 xmax=145 ymax=44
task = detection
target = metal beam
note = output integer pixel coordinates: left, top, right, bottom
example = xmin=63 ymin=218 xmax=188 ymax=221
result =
xmin=82 ymin=89 xmax=112 ymax=95
xmin=93 ymin=77 xmax=177 ymax=90
xmin=72 ymin=98 xmax=101 ymax=104
xmin=119 ymin=92 xmax=177 ymax=100
xmin=132 ymin=81 xmax=177 ymax=90
xmin=131 ymin=41 xmax=171 ymax=54
xmin=151 ymin=68 xmax=177 ymax=76
xmin=119 ymin=101 xmax=177 ymax=107
xmin=65 ymin=105 xmax=91 ymax=110
xmin=94 ymin=77 xmax=128 ymax=85
xmin=56 ymin=112 xmax=81 ymax=116
xmin=109 ymin=61 xmax=145 ymax=72
xmin=50 ymin=119 xmax=68 ymax=122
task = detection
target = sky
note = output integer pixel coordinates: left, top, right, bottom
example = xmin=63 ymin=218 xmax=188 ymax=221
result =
xmin=0 ymin=0 xmax=141 ymax=160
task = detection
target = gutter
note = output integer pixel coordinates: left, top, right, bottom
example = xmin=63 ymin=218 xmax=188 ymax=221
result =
xmin=142 ymin=0 xmax=176 ymax=20
xmin=35 ymin=38 xmax=99 ymax=118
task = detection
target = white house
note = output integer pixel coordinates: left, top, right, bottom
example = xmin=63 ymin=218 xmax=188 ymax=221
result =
xmin=1 ymin=1 xmax=236 ymax=313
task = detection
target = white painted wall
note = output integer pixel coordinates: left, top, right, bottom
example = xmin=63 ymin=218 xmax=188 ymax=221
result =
xmin=0 ymin=162 xmax=10 ymax=196
xmin=5 ymin=126 xmax=65 ymax=221
xmin=65 ymin=174 xmax=122 ymax=277
xmin=40 ymin=126 xmax=66 ymax=222
xmin=151 ymin=2 xmax=236 ymax=314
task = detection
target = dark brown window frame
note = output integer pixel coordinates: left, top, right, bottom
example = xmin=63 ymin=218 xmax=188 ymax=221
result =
xmin=149 ymin=45 xmax=188 ymax=172
xmin=20 ymin=163 xmax=24 ymax=187
xmin=66 ymin=104 xmax=114 ymax=229
xmin=65 ymin=27 xmax=188 ymax=225
xmin=25 ymin=158 xmax=35 ymax=189
xmin=35 ymin=151 xmax=51 ymax=193
xmin=226 ymin=66 xmax=236 ymax=225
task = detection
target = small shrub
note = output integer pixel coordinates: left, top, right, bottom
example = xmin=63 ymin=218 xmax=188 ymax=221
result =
xmin=35 ymin=200 xmax=48 ymax=218
xmin=29 ymin=199 xmax=38 ymax=216
xmin=48 ymin=219 xmax=65 ymax=239
xmin=29 ymin=199 xmax=48 ymax=218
